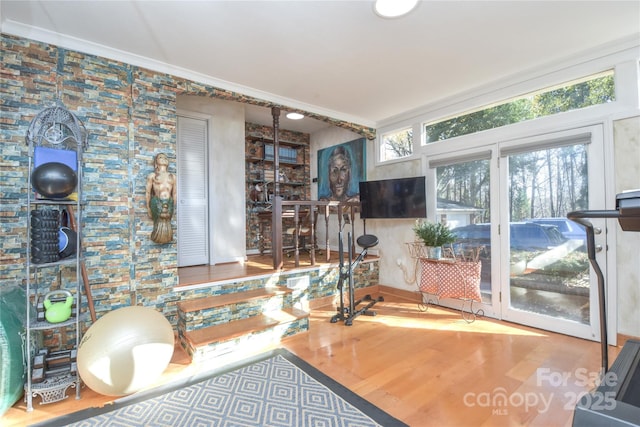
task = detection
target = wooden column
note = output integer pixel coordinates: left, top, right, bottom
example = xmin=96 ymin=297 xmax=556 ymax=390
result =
xmin=272 ymin=196 xmax=283 ymax=270
xmin=271 ymin=107 xmax=283 ymax=269
xmin=324 ymin=204 xmax=331 ymax=262
xmin=272 ymin=106 xmax=281 ymax=197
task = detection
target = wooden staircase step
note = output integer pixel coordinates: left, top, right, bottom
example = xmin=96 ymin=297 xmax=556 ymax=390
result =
xmin=184 ymin=307 xmax=308 ymax=348
xmin=177 ymin=286 xmax=292 ymax=313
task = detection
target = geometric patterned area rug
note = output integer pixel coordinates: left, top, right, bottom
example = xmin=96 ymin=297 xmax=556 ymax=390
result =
xmin=31 ymin=348 xmax=408 ymax=427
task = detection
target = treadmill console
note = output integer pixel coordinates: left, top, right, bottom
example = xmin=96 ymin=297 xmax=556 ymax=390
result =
xmin=570 ymin=190 xmax=640 ymax=426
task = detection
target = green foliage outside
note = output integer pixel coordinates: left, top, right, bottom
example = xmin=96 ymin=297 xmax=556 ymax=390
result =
xmin=512 ymin=249 xmax=589 ymax=278
xmin=424 ymin=73 xmax=614 ymax=143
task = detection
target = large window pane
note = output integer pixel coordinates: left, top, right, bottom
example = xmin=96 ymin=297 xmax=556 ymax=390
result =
xmin=507 ymin=144 xmax=590 ymax=324
xmin=436 ymin=158 xmax=492 ymax=303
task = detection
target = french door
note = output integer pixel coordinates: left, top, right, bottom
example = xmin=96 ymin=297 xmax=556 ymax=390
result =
xmin=430 ymin=148 xmax=496 ymax=310
xmin=499 ymin=125 xmax=607 ymax=340
xmin=430 ymin=125 xmax=609 ymax=340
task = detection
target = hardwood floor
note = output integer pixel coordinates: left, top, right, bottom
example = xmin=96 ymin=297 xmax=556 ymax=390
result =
xmin=3 ymin=292 xmax=619 ymax=427
xmin=177 ymin=252 xmax=340 ymax=286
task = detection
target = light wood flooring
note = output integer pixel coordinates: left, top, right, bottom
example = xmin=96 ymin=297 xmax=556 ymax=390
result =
xmin=3 ymin=291 xmax=621 ymax=427
xmin=177 ymin=251 xmax=354 ymax=286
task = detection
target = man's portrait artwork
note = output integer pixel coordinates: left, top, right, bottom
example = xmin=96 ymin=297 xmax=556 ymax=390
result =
xmin=317 ymin=138 xmax=366 ymax=202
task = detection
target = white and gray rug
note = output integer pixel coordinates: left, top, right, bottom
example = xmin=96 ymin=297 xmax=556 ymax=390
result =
xmin=33 ymin=349 xmax=407 ymax=427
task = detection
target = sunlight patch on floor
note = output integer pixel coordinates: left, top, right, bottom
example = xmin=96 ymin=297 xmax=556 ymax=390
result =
xmin=310 ymin=301 xmax=548 ymax=337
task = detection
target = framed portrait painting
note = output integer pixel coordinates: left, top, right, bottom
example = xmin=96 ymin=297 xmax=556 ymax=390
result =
xmin=317 ymin=138 xmax=366 ymax=202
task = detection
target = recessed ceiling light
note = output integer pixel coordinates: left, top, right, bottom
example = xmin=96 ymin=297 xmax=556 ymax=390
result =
xmin=286 ymin=112 xmax=304 ymax=120
xmin=374 ymin=0 xmax=418 ymax=18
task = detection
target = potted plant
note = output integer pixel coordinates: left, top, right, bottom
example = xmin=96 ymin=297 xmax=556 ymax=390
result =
xmin=412 ymin=220 xmax=457 ymax=259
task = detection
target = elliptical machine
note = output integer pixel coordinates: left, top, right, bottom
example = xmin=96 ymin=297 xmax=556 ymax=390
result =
xmin=330 ymin=215 xmax=383 ymax=326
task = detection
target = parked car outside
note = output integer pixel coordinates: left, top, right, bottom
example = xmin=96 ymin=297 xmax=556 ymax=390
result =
xmin=510 ymin=222 xmax=566 ymax=250
xmin=451 ymin=222 xmax=567 ymax=252
xmin=527 ymin=218 xmax=586 ymax=243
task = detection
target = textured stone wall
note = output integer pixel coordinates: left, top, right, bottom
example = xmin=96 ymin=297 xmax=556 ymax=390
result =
xmin=0 ymin=34 xmax=377 ymax=339
xmin=174 ymin=259 xmax=380 ymax=318
xmin=1 ymin=35 xmax=179 ymax=327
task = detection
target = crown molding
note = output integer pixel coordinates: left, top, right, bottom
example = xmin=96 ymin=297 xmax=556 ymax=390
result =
xmin=1 ymin=20 xmax=375 ymax=129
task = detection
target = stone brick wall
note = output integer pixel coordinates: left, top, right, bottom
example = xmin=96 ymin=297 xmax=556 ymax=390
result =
xmin=0 ymin=34 xmax=377 ymax=341
xmin=1 ymin=35 xmax=179 ymax=327
xmin=174 ymin=259 xmax=380 ymax=320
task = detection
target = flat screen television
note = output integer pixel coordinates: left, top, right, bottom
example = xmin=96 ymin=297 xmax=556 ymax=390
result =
xmin=359 ymin=176 xmax=426 ymax=219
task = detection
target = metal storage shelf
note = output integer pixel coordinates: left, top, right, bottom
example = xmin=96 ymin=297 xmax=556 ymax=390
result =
xmin=23 ymin=102 xmax=86 ymax=411
xmin=29 ymin=199 xmax=79 ymax=206
xmin=28 ymin=311 xmax=88 ymax=331
xmin=27 ymin=373 xmax=78 ymax=406
xmin=29 ymin=257 xmax=79 ymax=269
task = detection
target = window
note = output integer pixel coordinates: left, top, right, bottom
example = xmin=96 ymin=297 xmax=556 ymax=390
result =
xmin=379 ymin=127 xmax=413 ymax=162
xmin=424 ymin=71 xmax=615 ymax=143
xmin=434 ymin=154 xmax=492 ymax=302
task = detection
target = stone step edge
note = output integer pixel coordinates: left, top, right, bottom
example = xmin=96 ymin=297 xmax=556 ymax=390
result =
xmin=177 ymin=286 xmax=293 ymax=314
xmin=182 ymin=307 xmax=308 ymax=348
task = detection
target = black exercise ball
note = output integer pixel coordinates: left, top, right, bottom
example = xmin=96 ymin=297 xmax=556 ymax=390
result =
xmin=32 ymin=162 xmax=77 ymax=199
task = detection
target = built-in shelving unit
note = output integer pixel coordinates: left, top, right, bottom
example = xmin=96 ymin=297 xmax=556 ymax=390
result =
xmin=245 ymin=131 xmax=310 ymax=253
xmin=245 ymin=135 xmax=308 ymax=204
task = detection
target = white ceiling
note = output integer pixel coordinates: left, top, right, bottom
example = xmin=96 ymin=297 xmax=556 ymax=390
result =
xmin=1 ymin=1 xmax=639 ymax=134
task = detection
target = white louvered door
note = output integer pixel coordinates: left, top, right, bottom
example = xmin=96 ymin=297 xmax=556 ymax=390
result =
xmin=177 ymin=115 xmax=209 ymax=266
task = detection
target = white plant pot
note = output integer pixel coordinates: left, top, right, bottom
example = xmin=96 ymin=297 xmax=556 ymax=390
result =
xmin=426 ymin=246 xmax=442 ymax=259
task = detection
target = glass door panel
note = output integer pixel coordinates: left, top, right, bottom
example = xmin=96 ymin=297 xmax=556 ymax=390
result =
xmin=507 ymin=144 xmax=589 ymax=323
xmin=501 ymin=125 xmax=606 ymax=340
xmin=435 ymin=157 xmax=493 ymax=304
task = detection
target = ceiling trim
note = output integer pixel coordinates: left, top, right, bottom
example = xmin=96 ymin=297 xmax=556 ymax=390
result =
xmin=1 ymin=19 xmax=376 ymax=130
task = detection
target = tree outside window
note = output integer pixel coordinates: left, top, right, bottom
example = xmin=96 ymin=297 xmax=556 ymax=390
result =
xmin=424 ymin=72 xmax=615 ymax=143
xmin=380 ymin=127 xmax=413 ymax=162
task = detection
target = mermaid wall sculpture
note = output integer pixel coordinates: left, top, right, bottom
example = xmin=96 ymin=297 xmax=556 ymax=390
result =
xmin=145 ymin=153 xmax=176 ymax=244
